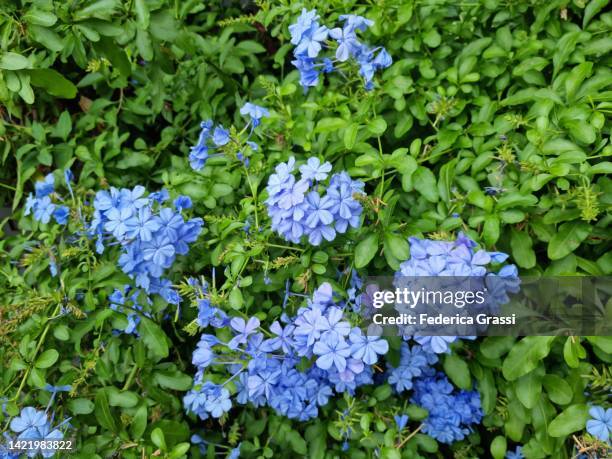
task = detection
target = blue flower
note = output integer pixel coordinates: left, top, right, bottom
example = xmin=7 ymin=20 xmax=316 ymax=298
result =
xmin=104 ymin=207 xmax=135 ymax=239
xmin=313 ymin=332 xmax=351 ymax=372
xmin=505 ymin=446 xmax=524 ymax=459
xmin=413 ymin=336 xmax=459 ymax=354
xmin=142 ymin=235 xmax=176 ymax=268
xmin=339 ymin=14 xmax=373 ymax=32
xmin=240 ymin=103 xmax=269 ymax=127
xmin=394 ymin=414 xmax=409 ymax=431
xmin=289 ymin=9 xmax=319 ymax=45
xmin=299 ymin=157 xmax=332 ymax=181
xmin=213 ymin=126 xmax=230 ymax=146
xmin=125 ymin=207 xmax=160 ymax=241
xmin=44 ymin=384 xmax=71 ymax=394
xmin=9 ymin=407 xmax=47 ymax=434
xmin=328 ymin=27 xmax=358 ymax=61
xmin=35 ymin=174 xmax=55 ymax=198
xmin=586 ymin=405 xmax=611 ymax=442
xmin=228 ymin=317 xmax=260 ymax=349
xmin=228 ymin=444 xmax=241 ymax=459
xmin=348 ymin=328 xmax=388 ymax=365
xmin=33 ymin=196 xmax=55 ymax=224
xmin=53 ymin=205 xmax=69 ymax=225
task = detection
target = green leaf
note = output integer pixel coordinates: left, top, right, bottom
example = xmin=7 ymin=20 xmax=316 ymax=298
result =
xmin=583 ymin=0 xmax=608 ymax=28
xmin=368 ymin=118 xmax=387 ymax=136
xmin=443 ymin=354 xmax=471 ymax=390
xmin=515 ymin=370 xmax=542 ymax=409
xmin=153 ymin=370 xmax=193 ymax=391
xmin=483 ymin=215 xmax=500 ymax=246
xmin=510 ymin=228 xmax=536 ymax=268
xmin=343 ymin=123 xmax=359 ymax=150
xmin=52 ymin=111 xmax=72 ymax=141
xmin=131 ymin=404 xmax=148 ymax=440
xmin=68 ymin=398 xmax=94 ymax=415
xmin=108 ymin=390 xmax=139 ymax=408
xmin=548 ymin=404 xmax=589 ymax=437
xmin=490 ymin=436 xmax=507 ymax=459
xmin=496 ymin=192 xmax=538 ymax=210
xmin=502 ymin=337 xmax=555 ymax=381
xmin=24 ymin=9 xmax=58 ymax=27
xmin=94 ymin=389 xmax=118 ymax=433
xmin=35 ymin=349 xmax=59 ymax=368
xmin=563 ymin=337 xmax=584 ymax=368
xmin=355 ymin=233 xmax=379 ymax=268
xmin=134 ymin=0 xmax=150 ymax=29
xmin=543 ymin=374 xmax=573 ymax=405
xmin=547 ymin=221 xmax=591 ymax=260
xmin=139 ymin=317 xmax=169 ymax=360
xmin=0 ymin=52 xmax=31 ymax=70
xmin=315 ymin=117 xmax=346 ymax=133
xmin=413 ymin=166 xmax=438 ymax=202
xmin=586 ymin=336 xmax=612 ymax=353
xmin=151 ymin=427 xmax=167 ymax=451
xmin=28 ymin=69 xmax=77 ymax=98
xmin=438 ymin=159 xmax=457 ymax=204
xmin=384 ymin=233 xmax=409 ymax=261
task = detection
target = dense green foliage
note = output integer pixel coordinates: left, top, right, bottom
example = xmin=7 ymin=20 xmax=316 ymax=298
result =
xmin=1 ymin=0 xmax=610 ymax=458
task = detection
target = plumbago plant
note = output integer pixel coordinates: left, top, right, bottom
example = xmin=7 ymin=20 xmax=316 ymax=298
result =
xmin=1 ymin=1 xmax=612 ymax=459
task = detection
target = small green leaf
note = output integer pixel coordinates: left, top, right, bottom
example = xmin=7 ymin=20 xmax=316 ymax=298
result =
xmin=543 ymin=374 xmax=573 ymax=405
xmin=28 ymin=69 xmax=77 ymax=98
xmin=510 ymin=228 xmax=536 ymax=269
xmin=94 ymin=389 xmax=118 ymax=433
xmin=413 ymin=166 xmax=438 ymax=202
xmin=490 ymin=436 xmax=507 ymax=459
xmin=151 ymin=427 xmax=167 ymax=451
xmin=35 ymin=349 xmax=59 ymax=368
xmin=502 ymin=337 xmax=555 ymax=381
xmin=0 ymin=52 xmax=31 ymax=70
xmin=547 ymin=221 xmax=591 ymax=260
xmin=443 ymin=354 xmax=471 ymax=390
xmin=355 ymin=233 xmax=379 ymax=268
xmin=139 ymin=317 xmax=169 ymax=360
xmin=549 ymin=404 xmax=589 ymax=437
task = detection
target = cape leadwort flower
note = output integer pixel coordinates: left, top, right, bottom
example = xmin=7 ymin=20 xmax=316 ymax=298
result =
xmin=25 ymin=173 xmax=70 ymax=226
xmin=289 ymin=9 xmax=392 ymax=90
xmin=9 ymin=406 xmax=70 ymax=458
xmin=411 ymin=372 xmax=483 ymax=444
xmin=586 ymin=405 xmax=612 ymax=443
xmin=265 ymin=157 xmax=365 ymax=246
xmin=184 ymin=283 xmax=388 ymax=422
xmin=394 ymin=233 xmax=519 ymax=353
xmin=189 ymin=102 xmax=269 ymax=171
xmin=90 ymin=186 xmax=202 ymax=305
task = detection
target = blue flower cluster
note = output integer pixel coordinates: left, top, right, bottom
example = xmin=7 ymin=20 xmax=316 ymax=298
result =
xmin=90 ymin=186 xmax=203 ymax=304
xmin=184 ymin=282 xmax=388 ymax=422
xmin=397 ymin=233 xmax=517 ymax=277
xmin=189 ymin=102 xmax=269 ymax=171
xmin=289 ymin=9 xmax=392 ymax=90
xmin=266 ymin=157 xmax=365 ymax=245
xmin=387 ymin=343 xmax=438 ymax=392
xmin=25 ymin=172 xmax=71 ymax=225
xmin=393 ymin=233 xmax=519 ymax=353
xmin=7 ymin=407 xmax=69 ymax=458
xmin=411 ymin=372 xmax=483 ymax=444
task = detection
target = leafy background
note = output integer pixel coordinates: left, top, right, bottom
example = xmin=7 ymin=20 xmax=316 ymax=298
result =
xmin=0 ymin=0 xmax=610 ymax=458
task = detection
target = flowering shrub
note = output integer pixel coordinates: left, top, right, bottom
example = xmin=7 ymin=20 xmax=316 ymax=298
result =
xmin=1 ymin=1 xmax=611 ymax=459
